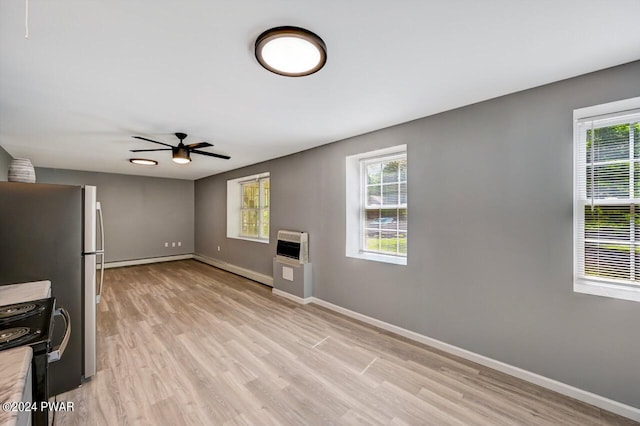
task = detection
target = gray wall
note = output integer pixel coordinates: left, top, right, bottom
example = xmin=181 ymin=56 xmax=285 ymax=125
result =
xmin=0 ymin=145 xmax=13 ymax=181
xmin=37 ymin=168 xmax=194 ymax=263
xmin=195 ymin=60 xmax=640 ymax=408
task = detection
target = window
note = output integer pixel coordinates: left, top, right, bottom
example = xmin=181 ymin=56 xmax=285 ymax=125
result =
xmin=363 ymin=155 xmax=407 ymax=256
xmin=346 ymin=145 xmax=407 ymax=265
xmin=574 ymin=97 xmax=640 ymax=302
xmin=240 ymin=178 xmax=269 ymax=239
xmin=227 ymin=172 xmax=270 ymax=243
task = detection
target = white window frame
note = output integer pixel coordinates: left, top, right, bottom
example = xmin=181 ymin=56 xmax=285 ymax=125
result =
xmin=227 ymin=172 xmax=270 ymax=244
xmin=346 ymin=145 xmax=407 ymax=265
xmin=573 ymin=96 xmax=640 ymax=302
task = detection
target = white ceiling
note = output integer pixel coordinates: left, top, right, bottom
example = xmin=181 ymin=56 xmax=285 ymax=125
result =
xmin=1 ymin=1 xmax=640 ymax=180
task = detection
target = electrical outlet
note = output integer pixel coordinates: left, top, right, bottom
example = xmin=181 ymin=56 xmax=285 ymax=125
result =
xmin=217 ymin=246 xmax=220 ymax=251
xmin=164 ymin=242 xmax=169 ymax=247
xmin=172 ymin=242 xmax=176 ymax=247
xmin=178 ymin=241 xmax=181 ymax=247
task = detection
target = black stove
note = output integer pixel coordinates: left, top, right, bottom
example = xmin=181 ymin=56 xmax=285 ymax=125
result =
xmin=0 ymin=298 xmax=69 ymax=426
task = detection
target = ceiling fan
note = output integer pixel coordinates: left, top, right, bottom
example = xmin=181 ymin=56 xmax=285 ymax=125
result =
xmin=130 ymin=132 xmax=230 ymax=164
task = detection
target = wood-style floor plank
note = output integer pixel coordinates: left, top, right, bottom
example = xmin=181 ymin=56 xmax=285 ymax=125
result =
xmin=54 ymin=260 xmax=637 ymax=425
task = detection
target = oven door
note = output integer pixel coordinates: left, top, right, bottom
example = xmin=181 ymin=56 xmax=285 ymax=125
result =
xmin=32 ymin=306 xmax=71 ymax=426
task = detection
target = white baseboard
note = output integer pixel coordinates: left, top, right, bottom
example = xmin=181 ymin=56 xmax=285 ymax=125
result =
xmin=103 ymin=254 xmax=194 ymax=269
xmin=193 ymin=254 xmax=274 ymax=286
xmin=308 ymin=297 xmax=640 ymax=422
xmin=271 ymin=288 xmax=312 ymax=304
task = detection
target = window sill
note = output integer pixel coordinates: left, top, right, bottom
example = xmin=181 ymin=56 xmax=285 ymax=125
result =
xmin=574 ymin=279 xmax=640 ymax=303
xmin=347 ymin=251 xmax=407 ymax=266
xmin=228 ymin=236 xmax=270 ymax=244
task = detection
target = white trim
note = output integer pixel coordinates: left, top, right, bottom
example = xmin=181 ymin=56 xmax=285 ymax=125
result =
xmin=574 ymin=280 xmax=640 ymax=303
xmin=271 ymin=288 xmax=312 ymax=304
xmin=229 ymin=236 xmax=270 ymax=244
xmin=574 ymin=96 xmax=640 ymax=122
xmin=103 ymin=254 xmax=193 ymax=269
xmin=309 ymin=297 xmax=640 ymax=422
xmin=193 ymin=254 xmax=273 ymax=286
xmin=357 ymin=251 xmax=407 ymax=265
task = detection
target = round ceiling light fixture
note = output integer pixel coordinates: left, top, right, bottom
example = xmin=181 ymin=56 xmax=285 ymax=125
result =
xmin=129 ymin=158 xmax=158 ymax=166
xmin=255 ymin=26 xmax=327 ymax=77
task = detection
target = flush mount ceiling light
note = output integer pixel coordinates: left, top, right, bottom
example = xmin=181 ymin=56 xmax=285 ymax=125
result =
xmin=255 ymin=26 xmax=327 ymax=77
xmin=129 ymin=158 xmax=158 ymax=166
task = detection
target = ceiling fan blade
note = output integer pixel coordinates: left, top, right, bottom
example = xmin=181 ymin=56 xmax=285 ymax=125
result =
xmin=186 ymin=142 xmax=213 ymax=149
xmin=130 ymin=148 xmax=172 ymax=152
xmin=191 ymin=149 xmax=231 ymax=160
xmin=132 ymin=136 xmax=174 ymax=148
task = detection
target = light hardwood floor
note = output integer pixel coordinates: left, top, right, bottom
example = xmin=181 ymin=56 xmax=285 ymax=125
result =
xmin=54 ymin=260 xmax=636 ymax=425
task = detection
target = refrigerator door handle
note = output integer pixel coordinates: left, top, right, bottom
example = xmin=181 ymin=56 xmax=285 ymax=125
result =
xmin=48 ymin=307 xmax=71 ymax=363
xmin=97 ymin=202 xmax=104 ymax=253
xmin=97 ymin=252 xmax=105 ymax=303
xmin=96 ymin=201 xmax=105 ymax=303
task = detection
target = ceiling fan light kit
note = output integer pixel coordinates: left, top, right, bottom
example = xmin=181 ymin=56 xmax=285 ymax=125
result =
xmin=130 ymin=132 xmax=230 ymax=165
xmin=172 ymin=147 xmax=191 ymax=164
xmin=255 ymin=26 xmax=327 ymax=77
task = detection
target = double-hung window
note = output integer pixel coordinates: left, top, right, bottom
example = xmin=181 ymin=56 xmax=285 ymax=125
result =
xmin=362 ymin=154 xmax=407 ymax=257
xmin=346 ymin=145 xmax=407 ymax=265
xmin=227 ymin=172 xmax=270 ymax=243
xmin=240 ymin=177 xmax=270 ymax=239
xmin=574 ymin=97 xmax=640 ymax=302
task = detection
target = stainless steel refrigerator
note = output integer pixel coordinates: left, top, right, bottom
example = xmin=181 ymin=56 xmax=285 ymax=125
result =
xmin=0 ymin=182 xmax=104 ymax=395
xmin=82 ymin=184 xmax=104 ymax=379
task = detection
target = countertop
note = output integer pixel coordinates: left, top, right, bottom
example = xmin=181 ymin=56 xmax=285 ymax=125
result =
xmin=0 ymin=281 xmax=51 ymax=306
xmin=0 ymin=347 xmax=33 ymax=426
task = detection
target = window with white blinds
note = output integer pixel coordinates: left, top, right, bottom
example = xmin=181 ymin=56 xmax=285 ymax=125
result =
xmin=574 ymin=100 xmax=640 ymax=301
xmin=361 ymin=154 xmax=407 ymax=257
xmin=346 ymin=145 xmax=407 ymax=265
